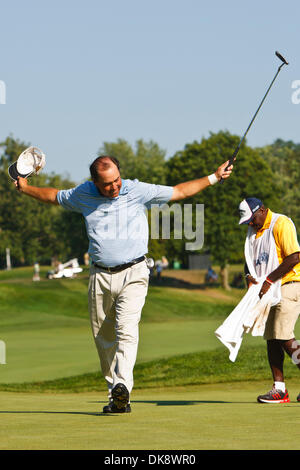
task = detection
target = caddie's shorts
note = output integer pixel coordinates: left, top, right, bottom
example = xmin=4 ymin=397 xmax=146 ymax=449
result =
xmin=264 ymin=282 xmax=300 ymax=340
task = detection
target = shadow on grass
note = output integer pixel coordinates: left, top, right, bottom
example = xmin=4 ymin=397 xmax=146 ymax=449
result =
xmin=133 ymin=400 xmax=229 ymax=405
xmin=149 ymin=276 xmax=217 ymax=290
xmin=0 ymin=398 xmax=259 ymax=416
xmin=89 ymin=399 xmax=232 ymax=406
xmin=0 ymin=410 xmax=100 ymax=416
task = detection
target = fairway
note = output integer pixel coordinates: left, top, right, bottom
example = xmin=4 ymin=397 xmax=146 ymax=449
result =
xmin=0 ymin=267 xmax=299 ymax=451
xmin=0 ymin=267 xmax=245 ymax=384
xmin=0 ymin=381 xmax=299 ymax=450
xmin=0 ymin=318 xmax=237 ymax=383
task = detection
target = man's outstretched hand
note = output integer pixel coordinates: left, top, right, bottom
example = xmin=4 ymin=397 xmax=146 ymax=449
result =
xmin=215 ymin=160 xmax=233 ymax=181
xmin=14 ymin=176 xmax=28 ymax=192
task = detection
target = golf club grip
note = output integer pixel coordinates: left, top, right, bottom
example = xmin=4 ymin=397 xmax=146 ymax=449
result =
xmin=219 ymin=148 xmax=239 ymax=184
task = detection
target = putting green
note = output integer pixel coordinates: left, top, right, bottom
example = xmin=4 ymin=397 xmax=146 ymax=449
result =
xmin=0 ymin=381 xmax=299 ymax=450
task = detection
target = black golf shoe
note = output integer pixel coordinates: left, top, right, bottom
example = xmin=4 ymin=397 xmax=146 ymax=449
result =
xmin=257 ymin=386 xmax=290 ymax=404
xmin=111 ymin=382 xmax=130 ymax=411
xmin=297 ymin=393 xmax=300 ymax=402
xmin=103 ymin=402 xmax=131 ymax=413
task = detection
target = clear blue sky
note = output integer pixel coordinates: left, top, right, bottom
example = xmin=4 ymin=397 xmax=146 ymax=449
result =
xmin=1 ymin=0 xmax=299 ymax=183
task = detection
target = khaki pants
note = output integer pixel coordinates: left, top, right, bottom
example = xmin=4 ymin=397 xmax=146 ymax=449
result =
xmin=264 ymin=282 xmax=300 ymax=340
xmin=88 ymin=260 xmax=149 ymax=398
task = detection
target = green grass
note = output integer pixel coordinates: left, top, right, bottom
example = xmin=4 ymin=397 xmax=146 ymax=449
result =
xmin=0 ymin=382 xmax=299 ymax=450
xmin=0 ymin=266 xmax=245 ymax=384
xmin=142 ymin=287 xmax=238 ymax=322
xmin=0 ymin=270 xmax=239 ymax=324
xmin=0 ymin=266 xmax=299 ymax=392
xmin=0 ymin=277 xmax=89 ymax=321
xmin=0 ymin=318 xmax=232 ymax=383
xmin=1 ymin=344 xmax=299 ymax=393
xmin=0 ymin=266 xmax=299 ymax=451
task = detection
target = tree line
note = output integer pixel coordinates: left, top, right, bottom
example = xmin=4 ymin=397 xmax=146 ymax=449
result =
xmin=0 ymin=132 xmax=298 ymax=277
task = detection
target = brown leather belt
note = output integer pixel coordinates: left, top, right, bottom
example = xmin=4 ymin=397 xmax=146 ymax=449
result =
xmin=92 ymin=256 xmax=145 ymax=273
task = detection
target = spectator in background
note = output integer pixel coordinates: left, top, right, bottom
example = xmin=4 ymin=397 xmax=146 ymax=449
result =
xmin=205 ymin=266 xmax=218 ymax=283
xmin=32 ymin=262 xmax=40 ymax=282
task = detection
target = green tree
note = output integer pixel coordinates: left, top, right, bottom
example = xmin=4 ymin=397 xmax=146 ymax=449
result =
xmin=166 ymin=131 xmax=281 ymax=288
xmin=0 ymin=136 xmax=83 ymax=268
xmin=99 ymin=138 xmax=167 ymax=184
xmin=256 ymin=138 xmax=300 ymax=231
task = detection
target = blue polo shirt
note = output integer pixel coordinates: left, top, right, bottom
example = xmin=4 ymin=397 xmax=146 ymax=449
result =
xmin=57 ymin=179 xmax=174 ymax=267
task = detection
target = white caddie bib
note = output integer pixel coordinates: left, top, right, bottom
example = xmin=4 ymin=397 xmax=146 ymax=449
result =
xmin=244 ymin=212 xmax=282 ymax=306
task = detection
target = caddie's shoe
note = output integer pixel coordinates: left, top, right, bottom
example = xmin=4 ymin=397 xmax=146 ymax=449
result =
xmin=102 ymin=402 xmax=131 ymax=413
xmin=111 ymin=382 xmax=130 ymax=411
xmin=297 ymin=393 xmax=300 ymax=402
xmin=257 ymin=386 xmax=290 ymax=404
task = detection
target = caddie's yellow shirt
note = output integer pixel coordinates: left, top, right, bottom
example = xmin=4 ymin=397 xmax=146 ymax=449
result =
xmin=255 ymin=209 xmax=300 ymax=285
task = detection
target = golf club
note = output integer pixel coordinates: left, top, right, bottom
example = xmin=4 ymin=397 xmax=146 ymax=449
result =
xmin=220 ymin=51 xmax=289 ymax=183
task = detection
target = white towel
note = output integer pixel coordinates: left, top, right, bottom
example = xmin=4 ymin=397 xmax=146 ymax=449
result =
xmin=244 ymin=214 xmax=282 ymax=307
xmin=215 ymin=278 xmax=275 ymax=362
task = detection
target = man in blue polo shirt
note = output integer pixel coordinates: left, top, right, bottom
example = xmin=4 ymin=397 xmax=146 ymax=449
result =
xmin=14 ymin=155 xmax=232 ymax=413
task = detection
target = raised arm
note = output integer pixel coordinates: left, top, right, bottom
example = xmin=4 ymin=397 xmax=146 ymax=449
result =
xmin=15 ymin=176 xmax=59 ymax=205
xmin=170 ymin=160 xmax=233 ymax=201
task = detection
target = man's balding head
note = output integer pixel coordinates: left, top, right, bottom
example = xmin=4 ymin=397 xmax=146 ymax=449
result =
xmin=90 ymin=156 xmax=120 ymax=182
xmin=90 ymin=156 xmax=122 ymax=198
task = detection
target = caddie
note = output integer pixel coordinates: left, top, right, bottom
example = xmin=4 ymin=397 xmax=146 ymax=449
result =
xmin=239 ymin=197 xmax=300 ymax=403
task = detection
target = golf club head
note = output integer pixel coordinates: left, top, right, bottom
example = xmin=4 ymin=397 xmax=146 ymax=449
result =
xmin=275 ymin=51 xmax=289 ymax=65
